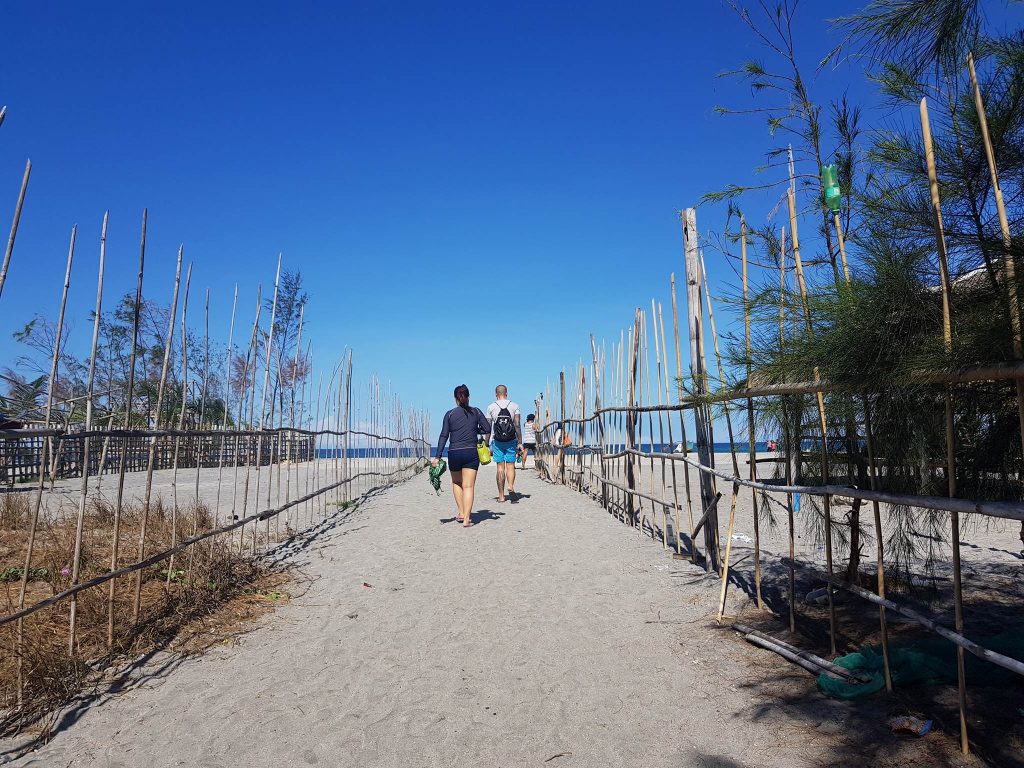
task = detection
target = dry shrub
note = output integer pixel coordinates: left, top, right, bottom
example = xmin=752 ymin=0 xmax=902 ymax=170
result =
xmin=0 ymin=492 xmax=30 ymax=529
xmin=0 ymin=495 xmax=286 ymax=737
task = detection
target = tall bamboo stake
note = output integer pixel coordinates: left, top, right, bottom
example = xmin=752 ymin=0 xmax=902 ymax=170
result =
xmin=779 ymin=227 xmax=797 ymax=633
xmin=68 ymin=215 xmax=107 ymax=654
xmin=670 ymin=274 xmax=696 ymax=557
xmin=0 ymin=159 xmax=31 ymax=302
xmin=740 ymin=216 xmax=764 ymax=609
xmin=788 ymin=188 xmax=838 ymax=654
xmin=699 ymin=249 xmax=743 ymax=609
xmin=166 ymin=262 xmax=192 ymax=586
xmin=213 ymin=284 xmax=238 ymax=537
xmin=968 ymin=52 xmax=1024 ymax=552
xmin=132 ymin=246 xmax=183 ymax=622
xmin=862 ymin=393 xmax=893 ymax=691
xmin=185 ymin=287 xmax=210 ymax=578
xmin=657 ymin=304 xmax=683 ymax=555
xmin=234 ymin=288 xmax=261 ymax=551
xmin=16 ymin=223 xmax=76 ymax=702
xmin=257 ymin=255 xmax=282 ymax=546
xmin=107 ymin=210 xmax=146 ymax=646
xmin=921 ymin=96 xmax=968 ymax=755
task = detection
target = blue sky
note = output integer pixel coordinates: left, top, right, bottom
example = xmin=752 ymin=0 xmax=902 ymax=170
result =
xmin=0 ymin=0 xmax=984 ymax=436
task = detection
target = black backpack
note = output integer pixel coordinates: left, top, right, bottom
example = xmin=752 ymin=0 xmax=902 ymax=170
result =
xmin=493 ymin=403 xmax=517 ymax=443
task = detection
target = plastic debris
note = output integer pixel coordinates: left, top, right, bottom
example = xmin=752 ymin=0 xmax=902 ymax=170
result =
xmin=888 ymin=715 xmax=933 ymax=736
xmin=362 ymin=582 xmax=373 ymax=588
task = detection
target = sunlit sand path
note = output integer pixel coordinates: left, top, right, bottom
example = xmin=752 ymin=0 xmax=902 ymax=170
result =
xmin=8 ymin=466 xmax=820 ymax=768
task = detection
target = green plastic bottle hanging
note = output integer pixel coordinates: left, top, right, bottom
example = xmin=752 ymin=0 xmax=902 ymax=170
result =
xmin=821 ymin=164 xmax=841 ymax=214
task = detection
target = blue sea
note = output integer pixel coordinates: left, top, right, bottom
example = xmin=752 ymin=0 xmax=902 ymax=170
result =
xmin=317 ymin=442 xmax=773 ymax=459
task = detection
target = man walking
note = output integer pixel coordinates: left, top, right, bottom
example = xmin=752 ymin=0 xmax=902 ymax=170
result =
xmin=487 ymin=384 xmax=521 ymax=503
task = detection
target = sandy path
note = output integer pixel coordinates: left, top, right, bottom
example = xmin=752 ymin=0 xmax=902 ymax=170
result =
xmin=6 ymin=464 xmax=823 ymax=768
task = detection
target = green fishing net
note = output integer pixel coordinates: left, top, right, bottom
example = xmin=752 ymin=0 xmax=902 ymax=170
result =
xmin=818 ymin=631 xmax=1024 ymax=700
xmin=428 ymin=459 xmax=447 ymax=495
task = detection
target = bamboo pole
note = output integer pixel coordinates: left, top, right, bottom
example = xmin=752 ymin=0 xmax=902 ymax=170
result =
xmin=651 ymin=300 xmax=669 ymax=548
xmin=699 ymin=249 xmax=743 ymax=612
xmin=235 ymin=288 xmax=261 ymax=552
xmin=132 ymin=246 xmax=183 ymax=623
xmin=780 ymin=227 xmax=797 ymax=633
xmin=682 ymin=209 xmax=719 ymax=571
xmin=68 ymin=214 xmax=107 ymax=654
xmin=658 ymin=303 xmax=683 ymax=555
xmin=0 ymin=159 xmax=31 ymax=302
xmin=862 ymin=394 xmax=893 ymax=691
xmin=968 ymin=52 xmax=1024 ymax=553
xmin=257 ymin=255 xmax=282 ymax=546
xmin=107 ymin=210 xmax=146 ymax=646
xmin=590 ymin=335 xmax=609 ymax=512
xmin=921 ymin=96 xmax=968 ymax=755
xmin=166 ymin=262 xmax=193 ymax=586
xmin=670 ymin=274 xmax=696 ymax=558
xmin=286 ymin=303 xmax=304 ymax=530
xmin=740 ymin=217 xmax=764 ymax=609
xmin=185 ymin=287 xmax=211 ymax=579
xmin=788 ymin=187 xmax=838 ymax=654
xmin=834 ymin=214 xmax=851 ymax=286
xmin=213 ymin=283 xmax=238 ymax=539
xmin=16 ymin=223 xmax=76 ymax=703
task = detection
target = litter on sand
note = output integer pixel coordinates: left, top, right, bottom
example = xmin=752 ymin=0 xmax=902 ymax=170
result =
xmin=887 ymin=715 xmax=933 ymax=736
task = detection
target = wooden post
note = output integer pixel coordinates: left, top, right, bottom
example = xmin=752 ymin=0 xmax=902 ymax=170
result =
xmin=921 ymin=96 xmax=968 ymax=755
xmin=682 ymin=209 xmax=719 ymax=572
xmin=968 ymin=52 xmax=1024 ymax=553
xmin=108 ymin=210 xmax=146 ymax=646
xmin=788 ymin=188 xmax=838 ymax=654
xmin=624 ymin=315 xmax=640 ymax=525
xmin=166 ymin=261 xmax=192 ymax=586
xmin=657 ymin=304 xmax=683 ymax=555
xmin=590 ymin=335 xmax=609 ymax=511
xmin=779 ymin=227 xmax=797 ymax=633
xmin=133 ymin=247 xmax=183 ymax=622
xmin=213 ymin=283 xmax=238 ymax=535
xmin=740 ymin=216 xmax=764 ymax=609
xmin=671 ymin=274 xmax=696 ymax=558
xmin=559 ymin=370 xmax=567 ymax=486
xmin=862 ymin=394 xmax=893 ymax=691
xmin=257 ymin=255 xmax=282 ymax=545
xmin=16 ymin=223 xmax=76 ymax=703
xmin=0 ymin=159 xmax=31 ymax=302
xmin=69 ymin=213 xmax=107 ymax=654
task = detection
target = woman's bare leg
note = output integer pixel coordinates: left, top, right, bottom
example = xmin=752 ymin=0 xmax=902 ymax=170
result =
xmin=461 ymin=467 xmax=477 ymax=526
xmin=450 ymin=469 xmax=465 ymax=521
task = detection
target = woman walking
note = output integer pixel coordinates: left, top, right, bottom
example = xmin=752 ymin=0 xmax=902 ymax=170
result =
xmin=433 ymin=384 xmax=490 ymax=527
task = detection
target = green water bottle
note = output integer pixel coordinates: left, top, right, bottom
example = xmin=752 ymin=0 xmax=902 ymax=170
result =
xmin=821 ymin=164 xmax=841 ymax=214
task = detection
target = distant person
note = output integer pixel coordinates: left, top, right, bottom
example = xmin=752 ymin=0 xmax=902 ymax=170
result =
xmin=486 ymin=384 xmax=522 ymax=502
xmin=433 ymin=384 xmax=491 ymax=528
xmin=519 ymin=413 xmax=537 ymax=469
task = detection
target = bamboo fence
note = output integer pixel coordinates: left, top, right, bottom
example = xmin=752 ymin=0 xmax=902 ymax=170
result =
xmin=530 ymin=86 xmax=1024 ymax=756
xmin=0 ymin=187 xmax=430 ymax=726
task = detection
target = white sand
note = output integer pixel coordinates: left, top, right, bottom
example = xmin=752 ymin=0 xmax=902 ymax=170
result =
xmin=5 ymin=463 xmax=833 ymax=768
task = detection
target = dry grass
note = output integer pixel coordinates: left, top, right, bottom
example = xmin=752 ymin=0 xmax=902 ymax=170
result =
xmin=0 ymin=494 xmax=286 ymax=738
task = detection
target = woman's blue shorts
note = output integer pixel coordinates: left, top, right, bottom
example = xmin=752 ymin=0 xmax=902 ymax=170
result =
xmin=448 ymin=446 xmax=479 ymax=472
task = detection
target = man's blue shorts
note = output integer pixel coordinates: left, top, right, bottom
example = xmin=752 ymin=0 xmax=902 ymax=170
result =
xmin=491 ymin=440 xmax=518 ymax=463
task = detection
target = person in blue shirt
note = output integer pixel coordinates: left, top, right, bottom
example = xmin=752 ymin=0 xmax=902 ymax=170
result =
xmin=433 ymin=384 xmax=490 ymax=528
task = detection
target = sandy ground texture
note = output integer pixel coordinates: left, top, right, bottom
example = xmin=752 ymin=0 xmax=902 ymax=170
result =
xmin=0 ymin=461 xmax=876 ymax=768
